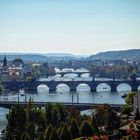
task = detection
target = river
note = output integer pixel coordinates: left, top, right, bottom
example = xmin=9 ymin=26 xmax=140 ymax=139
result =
xmin=0 ymin=74 xmax=132 ymax=133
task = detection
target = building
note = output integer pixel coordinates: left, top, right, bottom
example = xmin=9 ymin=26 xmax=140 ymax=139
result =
xmin=12 ymin=58 xmax=24 ymax=67
xmin=133 ymin=93 xmax=140 ymax=116
xmin=0 ymin=55 xmax=10 ymax=81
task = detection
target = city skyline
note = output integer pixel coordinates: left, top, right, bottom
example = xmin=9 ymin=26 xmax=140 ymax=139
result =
xmin=0 ymin=0 xmax=140 ymax=55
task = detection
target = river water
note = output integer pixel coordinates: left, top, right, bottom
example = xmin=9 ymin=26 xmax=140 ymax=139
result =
xmin=0 ymin=74 xmax=133 ymax=133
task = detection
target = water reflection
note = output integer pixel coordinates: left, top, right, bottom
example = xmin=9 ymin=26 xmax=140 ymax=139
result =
xmin=56 ymin=83 xmax=70 ymax=93
xmin=77 ymin=84 xmax=90 ymax=92
xmin=96 ymin=83 xmax=111 ymax=92
xmin=117 ymin=83 xmax=132 ymax=92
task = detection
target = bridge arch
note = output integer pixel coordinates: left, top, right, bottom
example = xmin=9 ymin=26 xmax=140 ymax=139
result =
xmin=96 ymin=83 xmax=111 ymax=92
xmin=56 ymin=83 xmax=70 ymax=93
xmin=117 ymin=83 xmax=132 ymax=92
xmin=37 ymin=84 xmax=49 ymax=93
xmin=76 ymin=83 xmax=91 ymax=92
xmin=63 ymin=73 xmax=78 ymax=78
xmin=138 ymin=85 xmax=140 ymax=91
xmin=81 ymin=73 xmax=90 ymax=78
xmin=54 ymin=74 xmax=61 ymax=77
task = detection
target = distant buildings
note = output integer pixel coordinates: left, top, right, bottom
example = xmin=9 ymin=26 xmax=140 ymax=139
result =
xmin=0 ymin=55 xmax=32 ymax=81
xmin=0 ymin=55 xmax=9 ymax=81
xmin=133 ymin=93 xmax=140 ymax=116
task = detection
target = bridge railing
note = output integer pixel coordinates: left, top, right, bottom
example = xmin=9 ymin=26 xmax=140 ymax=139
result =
xmin=0 ymin=101 xmax=124 ymax=108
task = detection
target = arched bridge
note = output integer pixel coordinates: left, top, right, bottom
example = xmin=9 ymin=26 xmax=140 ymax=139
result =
xmin=1 ymin=80 xmax=140 ymax=93
xmin=55 ymin=71 xmax=89 ymax=77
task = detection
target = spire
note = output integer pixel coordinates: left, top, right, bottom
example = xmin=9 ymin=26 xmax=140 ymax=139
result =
xmin=3 ymin=54 xmax=7 ymax=66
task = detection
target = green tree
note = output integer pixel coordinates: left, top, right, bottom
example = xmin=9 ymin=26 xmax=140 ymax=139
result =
xmin=20 ymin=132 xmax=31 ymax=140
xmin=125 ymin=92 xmax=136 ymax=105
xmin=26 ymin=122 xmax=36 ymax=140
xmin=45 ymin=103 xmax=53 ymax=125
xmin=37 ymin=132 xmax=45 ymax=140
xmin=57 ymin=103 xmax=68 ymax=123
xmin=49 ymin=128 xmax=60 ymax=140
xmin=45 ymin=124 xmax=53 ymax=140
xmin=80 ymin=121 xmax=94 ymax=137
xmin=57 ymin=122 xmax=65 ymax=135
xmin=4 ymin=104 xmax=27 ymax=140
xmin=121 ymin=104 xmax=132 ymax=115
xmin=131 ymin=69 xmax=137 ymax=82
xmin=28 ymin=107 xmax=46 ymax=132
xmin=61 ymin=123 xmax=72 ymax=140
xmin=69 ymin=118 xmax=80 ymax=139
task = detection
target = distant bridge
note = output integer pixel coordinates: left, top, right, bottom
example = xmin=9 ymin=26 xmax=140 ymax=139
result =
xmin=0 ymin=101 xmax=123 ymax=110
xmin=1 ymin=79 xmax=140 ymax=93
xmin=55 ymin=71 xmax=89 ymax=77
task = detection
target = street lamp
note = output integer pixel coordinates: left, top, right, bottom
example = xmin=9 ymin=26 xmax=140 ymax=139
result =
xmin=18 ymin=93 xmax=19 ymax=103
xmin=25 ymin=92 xmax=27 ymax=102
xmin=77 ymin=92 xmax=79 ymax=104
xmin=71 ymin=92 xmax=74 ymax=106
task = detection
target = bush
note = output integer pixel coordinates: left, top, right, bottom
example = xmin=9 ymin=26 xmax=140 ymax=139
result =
xmin=69 ymin=119 xmax=80 ymax=139
xmin=80 ymin=121 xmax=94 ymax=137
xmin=61 ymin=123 xmax=72 ymax=140
xmin=49 ymin=128 xmax=60 ymax=140
xmin=45 ymin=124 xmax=53 ymax=140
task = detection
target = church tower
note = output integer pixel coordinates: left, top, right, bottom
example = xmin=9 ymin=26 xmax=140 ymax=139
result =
xmin=1 ymin=55 xmax=9 ymax=81
xmin=3 ymin=54 xmax=7 ymax=67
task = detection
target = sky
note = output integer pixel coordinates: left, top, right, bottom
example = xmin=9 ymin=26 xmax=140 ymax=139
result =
xmin=0 ymin=0 xmax=140 ymax=55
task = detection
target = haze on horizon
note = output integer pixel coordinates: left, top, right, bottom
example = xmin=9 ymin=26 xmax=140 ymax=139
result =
xmin=0 ymin=0 xmax=140 ymax=55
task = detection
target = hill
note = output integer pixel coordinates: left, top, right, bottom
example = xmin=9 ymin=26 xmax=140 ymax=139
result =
xmin=89 ymin=49 xmax=140 ymax=61
xmin=0 ymin=53 xmax=48 ymax=62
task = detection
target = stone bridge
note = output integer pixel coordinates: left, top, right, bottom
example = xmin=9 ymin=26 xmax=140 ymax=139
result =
xmin=1 ymin=80 xmax=140 ymax=93
xmin=55 ymin=71 xmax=89 ymax=77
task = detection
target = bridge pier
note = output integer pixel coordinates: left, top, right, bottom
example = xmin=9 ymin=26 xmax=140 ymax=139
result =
xmin=90 ymin=88 xmax=96 ymax=92
xmin=49 ymin=87 xmax=57 ymax=92
xmin=77 ymin=73 xmax=81 ymax=77
xmin=70 ymin=86 xmax=77 ymax=92
xmin=111 ymin=88 xmax=117 ymax=92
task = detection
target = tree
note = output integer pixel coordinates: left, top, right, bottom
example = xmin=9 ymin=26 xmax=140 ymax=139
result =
xmin=57 ymin=122 xmax=65 ymax=135
xmin=49 ymin=128 xmax=60 ymax=140
xmin=121 ymin=104 xmax=132 ymax=115
xmin=131 ymin=69 xmax=137 ymax=82
xmin=45 ymin=124 xmax=53 ymax=140
xmin=45 ymin=103 xmax=53 ymax=125
xmin=60 ymin=123 xmax=72 ymax=140
xmin=125 ymin=92 xmax=136 ymax=105
xmin=26 ymin=122 xmax=36 ymax=140
xmin=95 ymin=105 xmax=120 ymax=131
xmin=37 ymin=132 xmax=45 ymax=140
xmin=67 ymin=106 xmax=80 ymax=123
xmin=69 ymin=118 xmax=80 ymax=139
xmin=57 ymin=103 xmax=68 ymax=123
xmin=90 ymin=115 xmax=99 ymax=133
xmin=4 ymin=104 xmax=27 ymax=140
xmin=80 ymin=121 xmax=94 ymax=137
xmin=20 ymin=132 xmax=31 ymax=140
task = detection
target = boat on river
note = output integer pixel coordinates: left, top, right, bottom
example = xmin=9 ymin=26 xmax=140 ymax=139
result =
xmin=121 ymin=93 xmax=127 ymax=98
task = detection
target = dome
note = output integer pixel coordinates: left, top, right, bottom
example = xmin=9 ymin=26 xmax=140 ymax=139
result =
xmin=12 ymin=58 xmax=24 ymax=66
